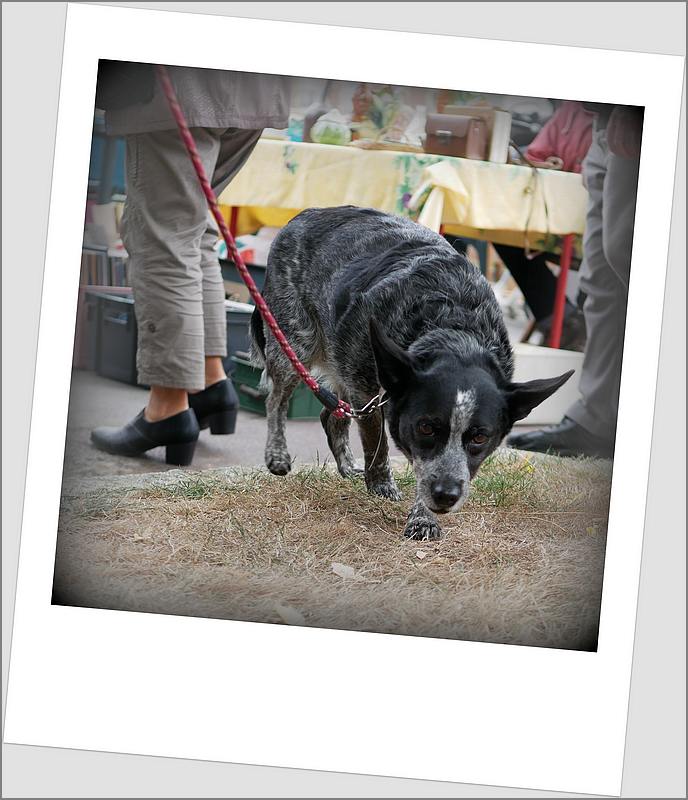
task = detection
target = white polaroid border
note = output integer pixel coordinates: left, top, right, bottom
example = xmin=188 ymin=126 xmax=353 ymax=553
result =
xmin=4 ymin=4 xmax=684 ymax=796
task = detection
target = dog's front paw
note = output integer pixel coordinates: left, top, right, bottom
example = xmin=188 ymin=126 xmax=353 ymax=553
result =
xmin=339 ymin=464 xmax=365 ymax=479
xmin=367 ymin=479 xmax=402 ymax=501
xmin=265 ymin=448 xmax=292 ymax=476
xmin=403 ymin=518 xmax=443 ymax=541
xmin=336 ymin=453 xmax=364 ymax=479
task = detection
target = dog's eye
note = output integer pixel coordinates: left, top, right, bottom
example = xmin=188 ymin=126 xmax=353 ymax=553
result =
xmin=471 ymin=433 xmax=488 ymax=445
xmin=417 ymin=421 xmax=435 ymax=437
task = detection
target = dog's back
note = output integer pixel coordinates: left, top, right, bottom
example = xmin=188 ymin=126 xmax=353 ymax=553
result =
xmin=251 ymin=206 xmax=510 ymax=382
xmin=251 ymin=206 xmax=434 ymax=364
xmin=261 ymin=207 xmax=446 ymax=322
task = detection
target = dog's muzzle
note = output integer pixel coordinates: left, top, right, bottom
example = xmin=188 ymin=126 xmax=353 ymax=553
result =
xmin=429 ymin=478 xmax=465 ymax=513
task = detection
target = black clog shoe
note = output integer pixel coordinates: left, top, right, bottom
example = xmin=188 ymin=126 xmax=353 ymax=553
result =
xmin=91 ymin=408 xmax=200 ymax=466
xmin=188 ymin=378 xmax=239 ymax=435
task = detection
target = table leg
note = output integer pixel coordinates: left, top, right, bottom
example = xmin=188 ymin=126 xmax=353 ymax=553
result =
xmin=548 ymin=233 xmax=574 ymax=349
xmin=229 ymin=206 xmax=239 ymax=239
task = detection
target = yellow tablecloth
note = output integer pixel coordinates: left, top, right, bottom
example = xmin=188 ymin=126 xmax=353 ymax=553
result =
xmin=218 ymin=139 xmax=587 ymax=249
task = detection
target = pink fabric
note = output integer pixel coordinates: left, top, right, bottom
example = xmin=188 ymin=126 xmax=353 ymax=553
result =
xmin=526 ymin=101 xmax=594 ymax=174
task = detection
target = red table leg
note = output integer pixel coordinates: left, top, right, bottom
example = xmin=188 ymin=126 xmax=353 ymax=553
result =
xmin=548 ymin=233 xmax=574 ymax=349
xmin=229 ymin=206 xmax=239 ymax=239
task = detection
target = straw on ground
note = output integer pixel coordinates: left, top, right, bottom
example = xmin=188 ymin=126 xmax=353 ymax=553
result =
xmin=54 ymin=450 xmax=611 ymax=650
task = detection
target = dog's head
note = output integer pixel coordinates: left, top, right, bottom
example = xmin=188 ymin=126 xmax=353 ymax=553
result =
xmin=369 ymin=321 xmax=573 ymax=514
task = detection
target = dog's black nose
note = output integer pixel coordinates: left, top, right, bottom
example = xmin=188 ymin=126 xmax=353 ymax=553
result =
xmin=430 ymin=480 xmax=463 ymax=509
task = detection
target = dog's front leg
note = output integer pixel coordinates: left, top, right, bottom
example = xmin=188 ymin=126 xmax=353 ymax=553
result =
xmin=356 ymin=409 xmax=402 ymax=500
xmin=404 ymin=495 xmax=442 ymax=541
xmin=320 ymin=408 xmax=361 ymax=478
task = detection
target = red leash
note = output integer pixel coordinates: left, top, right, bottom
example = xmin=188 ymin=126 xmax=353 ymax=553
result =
xmin=155 ymin=65 xmax=353 ymax=419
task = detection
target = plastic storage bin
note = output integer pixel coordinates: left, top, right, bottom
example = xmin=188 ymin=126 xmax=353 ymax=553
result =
xmin=225 ymin=300 xmax=254 ymax=355
xmin=74 ymin=286 xmax=132 ymax=370
xmin=220 ymin=259 xmax=267 ymax=304
xmin=83 ymin=289 xmax=257 ymax=387
xmin=94 ymin=291 xmax=139 ymax=385
xmin=230 ymin=355 xmax=323 ymax=419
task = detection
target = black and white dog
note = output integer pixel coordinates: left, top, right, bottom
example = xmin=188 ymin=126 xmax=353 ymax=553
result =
xmin=251 ymin=206 xmax=572 ymax=540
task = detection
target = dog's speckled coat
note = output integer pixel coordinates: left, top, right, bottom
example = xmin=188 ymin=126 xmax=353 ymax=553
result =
xmin=251 ymin=206 xmax=571 ymax=539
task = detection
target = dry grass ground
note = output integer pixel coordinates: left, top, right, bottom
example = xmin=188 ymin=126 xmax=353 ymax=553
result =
xmin=53 ymin=450 xmax=611 ymax=650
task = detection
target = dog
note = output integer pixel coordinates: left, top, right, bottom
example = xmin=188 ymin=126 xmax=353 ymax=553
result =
xmin=250 ymin=206 xmax=573 ymax=540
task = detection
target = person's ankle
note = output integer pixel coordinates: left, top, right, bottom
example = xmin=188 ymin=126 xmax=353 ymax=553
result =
xmin=145 ymin=388 xmax=189 ymax=422
xmin=204 ymin=357 xmax=227 ymax=388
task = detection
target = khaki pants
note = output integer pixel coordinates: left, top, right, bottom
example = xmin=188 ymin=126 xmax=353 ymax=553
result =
xmin=566 ymin=123 xmax=640 ymax=439
xmin=121 ymin=127 xmax=261 ymax=391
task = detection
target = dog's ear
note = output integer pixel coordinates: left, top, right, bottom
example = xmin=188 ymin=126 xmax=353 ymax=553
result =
xmin=505 ymin=370 xmax=574 ymax=423
xmin=369 ymin=319 xmax=416 ymax=394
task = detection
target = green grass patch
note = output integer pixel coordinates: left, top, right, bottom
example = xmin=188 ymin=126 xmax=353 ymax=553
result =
xmin=469 ymin=452 xmax=538 ymax=508
xmin=136 ymin=473 xmax=234 ymax=500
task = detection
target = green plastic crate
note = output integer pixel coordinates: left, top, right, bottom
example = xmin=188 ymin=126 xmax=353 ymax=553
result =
xmin=230 ymin=356 xmax=324 ymax=419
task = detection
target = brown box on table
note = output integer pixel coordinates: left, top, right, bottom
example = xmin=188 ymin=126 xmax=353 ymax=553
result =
xmin=424 ymin=113 xmax=488 ymax=160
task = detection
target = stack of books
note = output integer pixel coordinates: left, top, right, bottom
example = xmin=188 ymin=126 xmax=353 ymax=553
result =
xmin=80 ymin=245 xmax=130 ymax=287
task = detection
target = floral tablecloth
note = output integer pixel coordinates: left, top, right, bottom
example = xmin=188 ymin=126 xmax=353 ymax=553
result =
xmin=218 ymin=139 xmax=587 ymax=256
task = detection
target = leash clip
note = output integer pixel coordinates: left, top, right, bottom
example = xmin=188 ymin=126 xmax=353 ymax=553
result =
xmin=349 ymin=392 xmax=390 ymax=419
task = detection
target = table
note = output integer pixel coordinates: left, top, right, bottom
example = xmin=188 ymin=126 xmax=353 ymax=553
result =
xmin=219 ymin=139 xmax=589 ymax=348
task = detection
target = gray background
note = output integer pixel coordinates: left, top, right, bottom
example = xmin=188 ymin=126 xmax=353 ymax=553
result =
xmin=2 ymin=2 xmax=685 ymax=797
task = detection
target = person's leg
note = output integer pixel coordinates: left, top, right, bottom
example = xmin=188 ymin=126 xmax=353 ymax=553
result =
xmin=197 ymin=221 xmax=229 ymax=389
xmin=493 ymin=244 xmax=559 ymax=322
xmin=566 ymin=128 xmax=639 ymax=441
xmin=198 ymin=128 xmax=263 ymax=387
xmin=92 ymin=127 xmax=224 ymax=463
xmin=494 ymin=243 xmax=586 ymax=350
xmin=186 ymin=129 xmax=263 ymax=434
xmin=123 ymin=128 xmax=224 ymax=396
xmin=602 ymin=147 xmax=640 ymax=289
xmin=494 ymin=242 xmax=586 ymax=351
xmin=507 ymin=124 xmax=630 ymax=457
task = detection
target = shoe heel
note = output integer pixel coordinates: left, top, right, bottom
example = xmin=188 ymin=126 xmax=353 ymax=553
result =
xmin=208 ymin=407 xmax=237 ymax=435
xmin=165 ymin=440 xmax=197 ymax=466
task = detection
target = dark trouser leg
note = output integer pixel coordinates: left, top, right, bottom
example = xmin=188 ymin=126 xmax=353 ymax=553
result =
xmin=494 ymin=244 xmax=561 ymax=322
xmin=566 ymin=127 xmax=639 ymax=440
